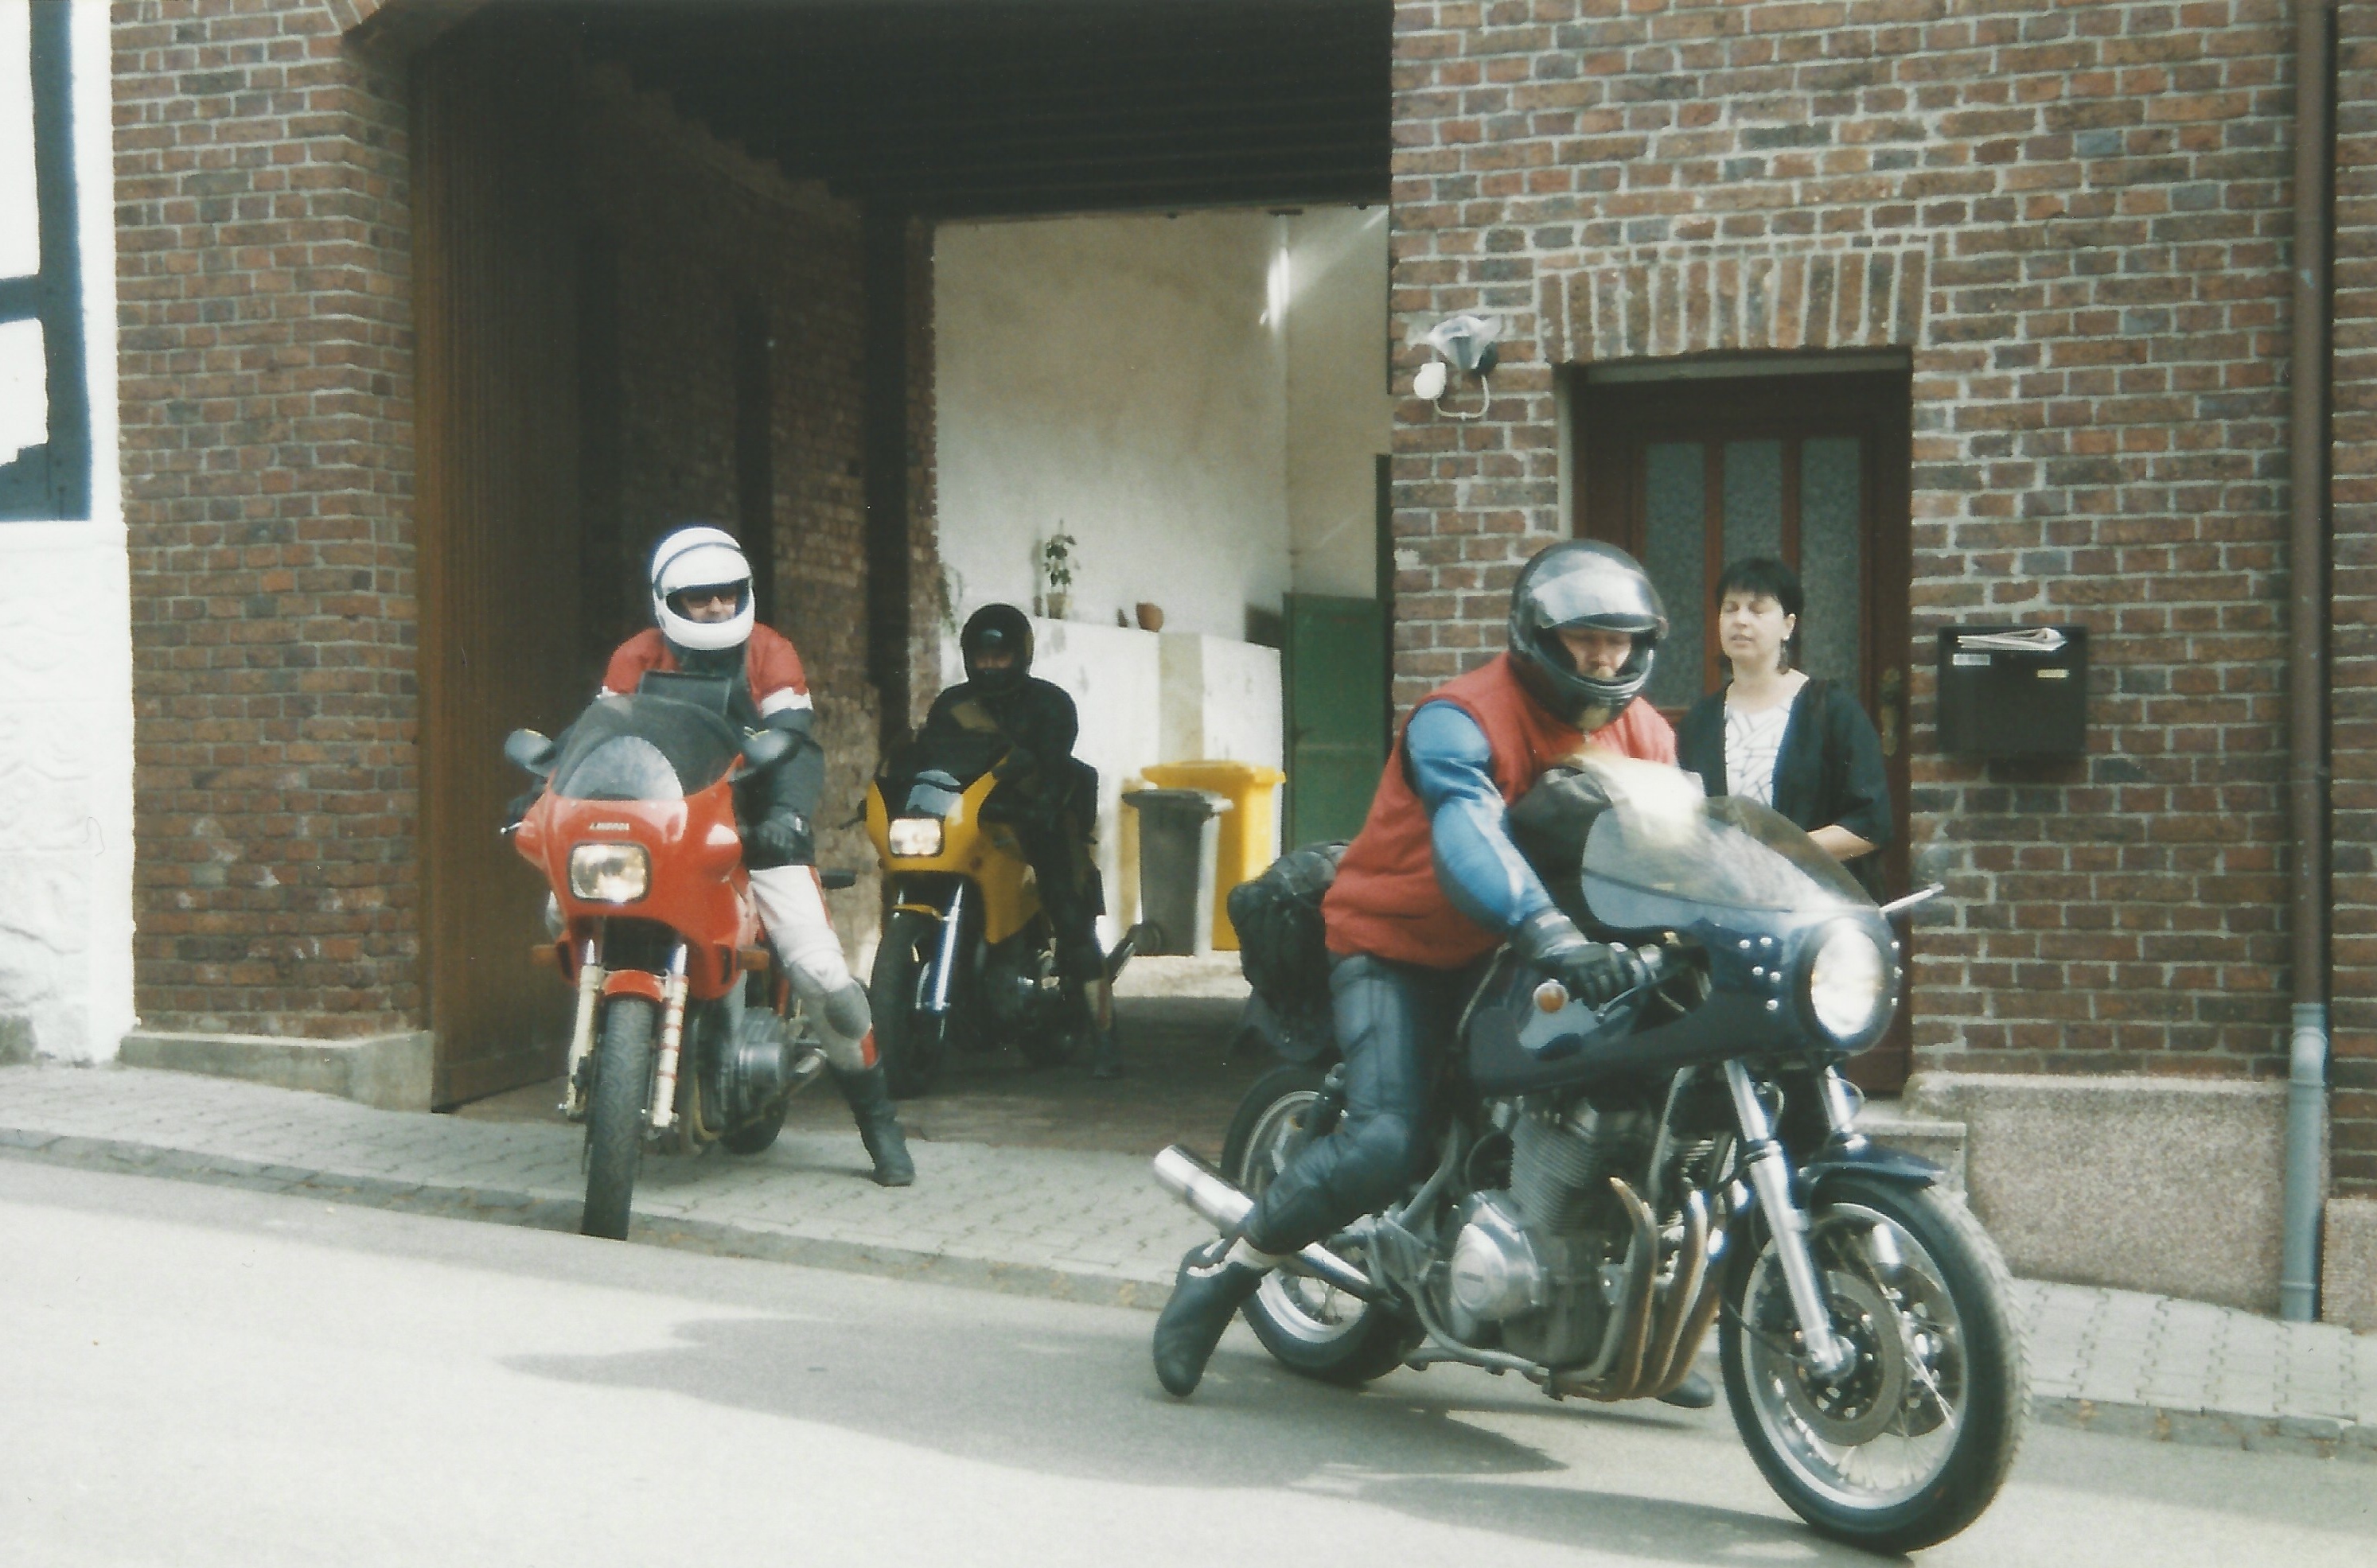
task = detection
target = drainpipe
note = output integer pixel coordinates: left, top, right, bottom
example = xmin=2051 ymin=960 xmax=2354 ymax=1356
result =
xmin=2281 ymin=0 xmax=2336 ymax=1325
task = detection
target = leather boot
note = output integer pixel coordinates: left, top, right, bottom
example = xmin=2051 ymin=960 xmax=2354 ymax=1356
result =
xmin=830 ymin=1064 xmax=914 ymax=1188
xmin=1151 ymin=1239 xmax=1268 ymax=1397
xmin=1085 ymin=978 xmax=1122 ymax=1080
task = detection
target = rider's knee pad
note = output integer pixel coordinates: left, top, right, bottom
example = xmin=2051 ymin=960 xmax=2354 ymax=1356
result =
xmin=819 ymin=980 xmax=872 ymax=1045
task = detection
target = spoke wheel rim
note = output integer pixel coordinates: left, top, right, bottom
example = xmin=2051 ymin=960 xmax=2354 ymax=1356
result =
xmin=1236 ymin=1089 xmax=1370 ymax=1347
xmin=1742 ymin=1201 xmax=1969 ymax=1512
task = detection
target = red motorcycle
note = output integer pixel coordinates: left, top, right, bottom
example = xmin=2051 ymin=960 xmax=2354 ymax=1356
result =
xmin=505 ymin=674 xmax=839 ymax=1239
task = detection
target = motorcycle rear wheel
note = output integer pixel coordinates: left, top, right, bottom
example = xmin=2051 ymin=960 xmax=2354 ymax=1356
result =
xmin=1719 ymin=1174 xmax=2026 ymax=1554
xmin=871 ymin=909 xmax=945 ymax=1099
xmin=1222 ymin=1064 xmax=1418 ymax=1387
xmin=582 ymin=996 xmax=657 ymax=1240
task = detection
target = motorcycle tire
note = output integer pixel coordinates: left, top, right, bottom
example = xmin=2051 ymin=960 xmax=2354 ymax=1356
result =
xmin=582 ymin=996 xmax=657 ymax=1240
xmin=719 ymin=1102 xmax=787 ymax=1155
xmin=1221 ymin=1064 xmax=1418 ymax=1387
xmin=871 ymin=909 xmax=945 ymax=1099
xmin=1719 ymin=1173 xmax=2027 ymax=1555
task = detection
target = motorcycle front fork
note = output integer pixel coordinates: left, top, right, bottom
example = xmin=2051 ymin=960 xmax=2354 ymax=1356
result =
xmin=1724 ymin=1060 xmax=1855 ymax=1378
xmin=557 ymin=936 xmax=691 ymax=1134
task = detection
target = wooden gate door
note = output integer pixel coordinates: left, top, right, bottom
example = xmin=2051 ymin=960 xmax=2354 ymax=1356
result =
xmin=1576 ymin=368 xmax=1914 ymax=1091
xmin=414 ymin=23 xmax=584 ymax=1106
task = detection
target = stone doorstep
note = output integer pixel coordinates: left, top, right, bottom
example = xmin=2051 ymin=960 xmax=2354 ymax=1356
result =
xmin=117 ymin=1030 xmax=434 ymax=1113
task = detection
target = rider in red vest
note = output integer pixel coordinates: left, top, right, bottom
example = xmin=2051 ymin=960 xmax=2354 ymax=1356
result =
xmin=1153 ymin=540 xmax=1713 ymax=1405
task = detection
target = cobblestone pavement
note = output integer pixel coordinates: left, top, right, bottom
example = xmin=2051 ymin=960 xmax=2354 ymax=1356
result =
xmin=2 ymin=1057 xmax=2371 ymax=1462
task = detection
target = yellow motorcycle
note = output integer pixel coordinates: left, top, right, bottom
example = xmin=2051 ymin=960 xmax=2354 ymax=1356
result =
xmin=865 ymin=732 xmax=1128 ymax=1095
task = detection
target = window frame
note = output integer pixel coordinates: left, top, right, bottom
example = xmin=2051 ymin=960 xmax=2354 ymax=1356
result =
xmin=0 ymin=0 xmax=89 ymax=523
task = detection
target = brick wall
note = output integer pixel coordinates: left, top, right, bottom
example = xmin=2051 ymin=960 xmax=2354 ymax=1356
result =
xmin=1389 ymin=3 xmax=2328 ymax=1098
xmin=576 ymin=64 xmax=923 ymax=927
xmin=115 ymin=0 xmax=419 ymax=1037
xmin=117 ymin=6 xmax=936 ymax=1041
xmin=2335 ymin=2 xmax=2376 ymax=1199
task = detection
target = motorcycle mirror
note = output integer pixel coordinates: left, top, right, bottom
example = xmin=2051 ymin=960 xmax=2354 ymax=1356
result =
xmin=740 ymin=728 xmax=793 ymax=772
xmin=504 ymin=729 xmax=556 ymax=776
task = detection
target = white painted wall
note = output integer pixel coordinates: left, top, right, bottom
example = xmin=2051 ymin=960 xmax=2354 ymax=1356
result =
xmin=932 ymin=205 xmax=1390 ymax=934
xmin=936 ymin=210 xmax=1290 ymax=640
xmin=0 ymin=2 xmax=132 ymax=1062
xmin=1285 ymin=206 xmax=1394 ymax=599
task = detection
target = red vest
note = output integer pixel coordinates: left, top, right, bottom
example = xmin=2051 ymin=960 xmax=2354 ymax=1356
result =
xmin=1321 ymin=654 xmax=1671 ymax=967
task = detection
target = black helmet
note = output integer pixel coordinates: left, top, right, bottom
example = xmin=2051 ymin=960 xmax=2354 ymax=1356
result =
xmin=1507 ymin=540 xmax=1667 ymax=730
xmin=961 ymin=604 xmax=1035 ymax=697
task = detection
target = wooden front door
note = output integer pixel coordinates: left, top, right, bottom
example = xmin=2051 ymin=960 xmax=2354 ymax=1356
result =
xmin=1576 ymin=368 xmax=1914 ymax=1091
xmin=414 ymin=23 xmax=585 ymax=1106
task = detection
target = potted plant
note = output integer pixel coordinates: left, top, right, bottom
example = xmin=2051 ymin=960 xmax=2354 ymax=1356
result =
xmin=1039 ymin=528 xmax=1077 ymax=621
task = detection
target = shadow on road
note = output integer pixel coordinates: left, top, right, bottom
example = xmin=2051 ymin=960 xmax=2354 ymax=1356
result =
xmin=505 ymin=1308 xmax=1840 ymax=1564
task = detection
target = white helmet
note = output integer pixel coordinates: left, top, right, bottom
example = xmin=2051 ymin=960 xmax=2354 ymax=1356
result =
xmin=649 ymin=525 xmax=755 ymax=653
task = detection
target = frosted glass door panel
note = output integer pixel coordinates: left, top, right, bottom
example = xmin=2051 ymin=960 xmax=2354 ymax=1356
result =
xmin=1642 ymin=441 xmax=1704 ymax=710
xmin=1799 ymin=437 xmax=1863 ymax=685
xmin=1720 ymin=440 xmax=1782 ymax=563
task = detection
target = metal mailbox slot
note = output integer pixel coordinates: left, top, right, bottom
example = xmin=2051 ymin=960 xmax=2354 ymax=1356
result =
xmin=1935 ymin=624 xmax=2087 ymax=757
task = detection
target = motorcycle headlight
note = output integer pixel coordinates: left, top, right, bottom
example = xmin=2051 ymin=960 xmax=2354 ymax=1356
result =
xmin=567 ymin=842 xmax=650 ymax=903
xmin=887 ymin=816 xmax=945 ymax=858
xmin=1804 ymin=922 xmax=1888 ymax=1041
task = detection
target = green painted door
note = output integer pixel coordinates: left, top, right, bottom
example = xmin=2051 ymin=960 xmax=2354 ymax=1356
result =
xmin=1284 ymin=593 xmax=1388 ymax=850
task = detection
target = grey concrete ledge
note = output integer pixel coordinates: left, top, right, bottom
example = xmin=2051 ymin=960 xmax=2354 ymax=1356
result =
xmin=119 ymin=1029 xmax=434 ymax=1111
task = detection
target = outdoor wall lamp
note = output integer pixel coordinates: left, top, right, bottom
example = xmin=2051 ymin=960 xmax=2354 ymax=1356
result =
xmin=1415 ymin=313 xmax=1501 ymax=418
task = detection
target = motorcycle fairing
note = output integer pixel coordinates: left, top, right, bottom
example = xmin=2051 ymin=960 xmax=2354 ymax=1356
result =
xmin=516 ymin=691 xmax=763 ymax=1002
xmin=864 ymin=761 xmax=1042 ymax=947
xmin=1467 ymin=782 xmax=1897 ymax=1095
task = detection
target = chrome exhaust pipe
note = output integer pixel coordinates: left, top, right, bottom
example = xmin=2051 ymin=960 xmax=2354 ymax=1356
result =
xmin=1552 ymin=1177 xmax=1660 ymax=1400
xmin=1152 ymin=1144 xmax=1381 ymax=1301
xmin=1635 ymin=1190 xmax=1713 ymax=1399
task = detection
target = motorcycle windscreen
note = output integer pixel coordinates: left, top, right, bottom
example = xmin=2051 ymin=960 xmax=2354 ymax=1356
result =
xmin=547 ymin=694 xmax=741 ymax=801
xmin=1583 ymin=795 xmax=1869 ymax=931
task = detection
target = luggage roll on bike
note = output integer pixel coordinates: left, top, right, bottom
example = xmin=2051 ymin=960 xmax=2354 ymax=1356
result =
xmin=505 ymin=675 xmax=838 ymax=1241
xmin=1158 ymin=755 xmax=2024 ymax=1555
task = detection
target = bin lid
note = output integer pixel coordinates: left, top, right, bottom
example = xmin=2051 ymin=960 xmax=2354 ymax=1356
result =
xmin=1121 ymin=788 xmax=1233 ymax=815
xmin=1142 ymin=761 xmax=1287 ymax=790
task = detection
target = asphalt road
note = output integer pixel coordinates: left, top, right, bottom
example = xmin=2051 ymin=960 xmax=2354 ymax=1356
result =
xmin=3 ymin=1158 xmax=2371 ymax=1567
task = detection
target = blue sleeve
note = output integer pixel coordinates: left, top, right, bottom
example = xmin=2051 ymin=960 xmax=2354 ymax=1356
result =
xmin=1405 ymin=702 xmax=1556 ymax=934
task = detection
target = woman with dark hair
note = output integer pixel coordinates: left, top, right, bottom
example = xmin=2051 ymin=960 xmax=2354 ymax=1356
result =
xmin=1675 ymin=557 xmax=1892 ymax=877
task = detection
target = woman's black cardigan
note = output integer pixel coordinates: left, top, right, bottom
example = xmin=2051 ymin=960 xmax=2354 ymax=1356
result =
xmin=1674 ymin=678 xmax=1894 ymax=852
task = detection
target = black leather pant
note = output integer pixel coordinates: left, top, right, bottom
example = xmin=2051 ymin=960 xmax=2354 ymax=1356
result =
xmin=1240 ymin=952 xmax=1482 ymax=1255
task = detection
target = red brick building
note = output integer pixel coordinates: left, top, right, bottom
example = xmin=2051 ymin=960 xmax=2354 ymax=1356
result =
xmin=96 ymin=0 xmax=2370 ymax=1321
xmin=1382 ymin=0 xmax=2370 ymax=1321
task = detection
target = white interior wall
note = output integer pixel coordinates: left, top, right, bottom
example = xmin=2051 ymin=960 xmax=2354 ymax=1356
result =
xmin=932 ymin=205 xmax=1389 ymax=932
xmin=1284 ymin=207 xmax=1394 ymax=598
xmin=0 ymin=1 xmax=132 ymax=1062
xmin=935 ymin=210 xmax=1291 ymax=638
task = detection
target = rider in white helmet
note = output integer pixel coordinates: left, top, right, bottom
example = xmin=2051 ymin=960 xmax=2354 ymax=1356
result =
xmin=599 ymin=524 xmax=914 ymax=1186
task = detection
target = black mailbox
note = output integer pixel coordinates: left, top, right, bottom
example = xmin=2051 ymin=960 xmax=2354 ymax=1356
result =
xmin=1935 ymin=624 xmax=2087 ymax=757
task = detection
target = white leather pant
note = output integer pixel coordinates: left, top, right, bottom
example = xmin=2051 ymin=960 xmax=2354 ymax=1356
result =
xmin=746 ymin=865 xmax=875 ymax=1072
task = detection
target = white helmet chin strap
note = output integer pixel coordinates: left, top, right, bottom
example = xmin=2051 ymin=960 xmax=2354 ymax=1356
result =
xmin=649 ymin=525 xmax=756 ymax=652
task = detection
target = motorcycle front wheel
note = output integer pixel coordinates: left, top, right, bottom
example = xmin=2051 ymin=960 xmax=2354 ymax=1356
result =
xmin=1719 ymin=1174 xmax=2026 ymax=1554
xmin=871 ymin=909 xmax=947 ymax=1099
xmin=1222 ymin=1064 xmax=1417 ymax=1387
xmin=582 ymin=996 xmax=657 ymax=1240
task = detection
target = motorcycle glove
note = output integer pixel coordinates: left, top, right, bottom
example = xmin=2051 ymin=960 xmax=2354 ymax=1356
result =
xmin=1511 ymin=909 xmax=1637 ymax=1010
xmin=748 ymin=812 xmax=814 ymax=867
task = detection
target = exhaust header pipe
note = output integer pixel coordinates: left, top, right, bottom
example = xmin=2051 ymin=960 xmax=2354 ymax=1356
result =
xmin=1152 ymin=1145 xmax=1381 ymax=1301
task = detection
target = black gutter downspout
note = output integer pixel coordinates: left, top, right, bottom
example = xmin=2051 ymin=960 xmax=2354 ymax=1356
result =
xmin=2282 ymin=0 xmax=2336 ymax=1325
